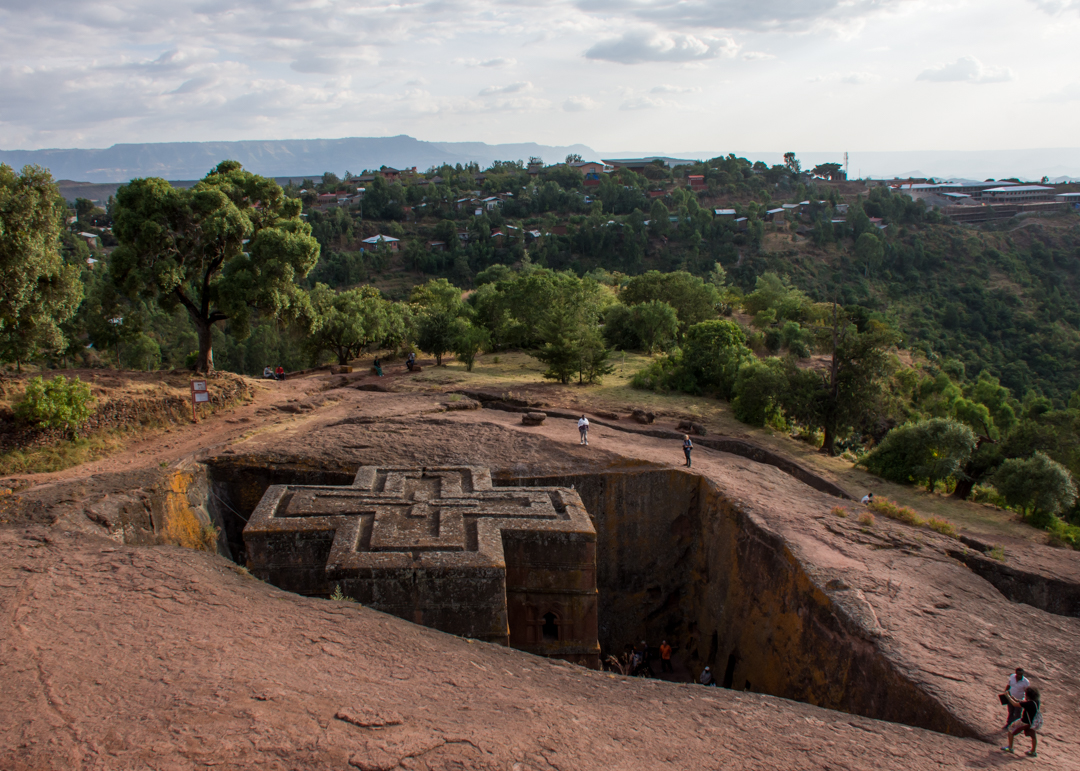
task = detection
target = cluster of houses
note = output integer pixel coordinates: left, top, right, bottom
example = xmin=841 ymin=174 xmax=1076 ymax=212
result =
xmin=712 ymin=200 xmax=861 ymax=234
xmin=892 ymin=179 xmax=1080 ymax=223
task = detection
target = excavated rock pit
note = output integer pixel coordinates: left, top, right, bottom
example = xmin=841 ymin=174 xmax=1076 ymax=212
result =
xmin=200 ymin=455 xmax=970 ymax=737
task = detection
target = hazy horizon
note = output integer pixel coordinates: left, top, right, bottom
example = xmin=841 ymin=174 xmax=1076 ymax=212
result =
xmin=3 ymin=2 xmax=1079 ymax=154
xmin=5 ymin=136 xmax=1080 ymax=185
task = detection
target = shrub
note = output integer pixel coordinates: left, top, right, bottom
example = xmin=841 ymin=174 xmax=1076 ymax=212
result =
xmin=732 ymin=357 xmax=787 ymax=427
xmin=1046 ymin=519 xmax=1080 ymax=550
xmin=926 ymin=517 xmax=959 ymax=538
xmin=988 ymin=546 xmax=1006 ymax=561
xmin=831 ymin=506 xmax=849 ymax=518
xmin=858 ymin=512 xmax=874 ymax=527
xmin=330 ymin=585 xmax=357 ymax=602
xmin=867 ymin=497 xmax=924 ymax=527
xmin=993 ymin=452 xmax=1077 ymax=521
xmin=859 ymin=418 xmax=976 ymax=492
xmin=15 ymin=375 xmax=95 ymax=436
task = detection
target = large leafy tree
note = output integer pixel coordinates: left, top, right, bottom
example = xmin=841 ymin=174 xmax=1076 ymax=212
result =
xmin=0 ymin=165 xmax=84 ymax=370
xmin=680 ymin=319 xmax=752 ymax=399
xmin=620 ymin=270 xmax=719 ymax=334
xmin=110 ymin=161 xmax=319 ymax=372
xmin=785 ymin=306 xmax=898 ymax=455
xmin=307 ymin=283 xmax=387 ymax=366
xmin=412 ymin=278 xmax=465 ymax=366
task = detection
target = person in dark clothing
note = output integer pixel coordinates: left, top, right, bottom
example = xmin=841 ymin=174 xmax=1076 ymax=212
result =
xmin=1003 ymin=685 xmax=1041 ymax=757
xmin=683 ymin=435 xmax=693 ymax=468
xmin=699 ymin=666 xmax=716 ymax=686
xmin=373 ymin=358 xmax=383 ymax=377
xmin=406 ymin=352 xmax=416 ymax=371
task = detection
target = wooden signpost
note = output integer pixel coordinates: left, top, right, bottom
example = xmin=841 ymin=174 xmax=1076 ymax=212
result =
xmin=190 ymin=379 xmax=209 ymax=422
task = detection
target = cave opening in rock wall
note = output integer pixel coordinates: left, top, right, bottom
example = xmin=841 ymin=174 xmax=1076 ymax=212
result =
xmin=201 ymin=457 xmax=971 ymax=738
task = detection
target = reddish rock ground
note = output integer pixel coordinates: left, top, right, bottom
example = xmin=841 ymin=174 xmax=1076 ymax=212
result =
xmin=0 ymin=527 xmax=1061 ymax=770
xmin=1 ymin=370 xmax=1078 ymax=769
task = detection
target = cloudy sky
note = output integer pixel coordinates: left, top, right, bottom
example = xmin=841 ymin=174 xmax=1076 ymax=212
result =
xmin=1 ymin=0 xmax=1079 ymax=152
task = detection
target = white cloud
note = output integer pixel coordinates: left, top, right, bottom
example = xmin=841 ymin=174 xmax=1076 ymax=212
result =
xmin=479 ymin=81 xmax=534 ymax=96
xmin=1030 ymin=0 xmax=1080 ymax=12
xmin=1039 ymin=82 xmax=1080 ymax=101
xmin=563 ymin=95 xmax=599 ymax=111
xmin=840 ymin=71 xmax=878 ymax=85
xmin=620 ymin=95 xmax=674 ymax=110
xmin=743 ymin=51 xmax=775 ymax=61
xmin=917 ymin=55 xmax=1015 ymax=84
xmin=650 ymin=84 xmax=700 ymax=94
xmin=807 ymin=71 xmax=879 ymax=85
xmin=454 ymin=57 xmax=517 ymax=68
xmin=585 ymin=31 xmax=737 ymax=64
xmin=575 ymin=0 xmax=918 ymax=32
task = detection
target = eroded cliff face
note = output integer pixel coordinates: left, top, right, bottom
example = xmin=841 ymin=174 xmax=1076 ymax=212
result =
xmin=501 ymin=469 xmax=974 ymax=737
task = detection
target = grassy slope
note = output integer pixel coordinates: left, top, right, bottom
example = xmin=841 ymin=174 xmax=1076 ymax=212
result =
xmin=390 ymin=350 xmax=1045 ymax=545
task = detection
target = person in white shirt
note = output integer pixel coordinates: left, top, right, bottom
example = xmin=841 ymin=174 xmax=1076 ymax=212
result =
xmin=1004 ymin=667 xmax=1030 ymax=729
xmin=860 ymin=493 xmax=874 ymax=505
xmin=577 ymin=415 xmax=589 ymax=446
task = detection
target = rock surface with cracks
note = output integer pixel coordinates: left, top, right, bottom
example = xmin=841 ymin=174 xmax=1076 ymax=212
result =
xmin=0 ymin=526 xmax=1066 ymax=771
xmin=0 ymin=381 xmax=1078 ymax=769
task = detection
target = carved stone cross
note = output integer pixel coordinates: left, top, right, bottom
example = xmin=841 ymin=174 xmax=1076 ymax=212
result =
xmin=244 ymin=466 xmax=599 ymax=668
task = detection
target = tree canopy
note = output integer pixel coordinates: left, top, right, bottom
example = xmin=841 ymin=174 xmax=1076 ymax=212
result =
xmin=0 ymin=164 xmax=83 ymax=369
xmin=111 ymin=160 xmax=319 ymax=372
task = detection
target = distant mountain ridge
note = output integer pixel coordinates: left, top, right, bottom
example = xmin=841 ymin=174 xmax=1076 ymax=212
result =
xmin=5 ymin=135 xmax=1080 ymax=186
xmin=0 ymin=135 xmax=597 ymax=183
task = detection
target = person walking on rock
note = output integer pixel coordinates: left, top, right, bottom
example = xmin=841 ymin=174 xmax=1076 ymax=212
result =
xmin=1003 ymin=667 xmax=1030 ymax=729
xmin=1002 ymin=685 xmax=1041 ymax=757
xmin=578 ymin=415 xmax=589 ymax=446
xmin=660 ymin=640 xmax=673 ymax=673
xmin=683 ymin=435 xmax=693 ymax=468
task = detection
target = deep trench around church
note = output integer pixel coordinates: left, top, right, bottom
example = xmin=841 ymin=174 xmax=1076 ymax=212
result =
xmin=201 ymin=456 xmax=975 ymax=739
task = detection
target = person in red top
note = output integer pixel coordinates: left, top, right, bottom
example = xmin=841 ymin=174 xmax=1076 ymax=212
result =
xmin=659 ymin=640 xmax=673 ymax=673
xmin=275 ymin=366 xmax=285 ymax=381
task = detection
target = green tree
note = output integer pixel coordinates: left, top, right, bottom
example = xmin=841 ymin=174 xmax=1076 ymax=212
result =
xmin=860 ymin=418 xmax=977 ymax=492
xmin=452 ymin=322 xmax=489 ymax=372
xmin=993 ymin=452 xmax=1077 ymax=524
xmin=620 ymin=271 xmax=719 ymax=334
xmin=532 ymin=276 xmax=612 ymax=385
xmin=855 ymin=232 xmax=884 ymax=277
xmin=111 ymin=161 xmax=319 ymax=372
xmin=788 ymin=306 xmax=898 ymax=455
xmin=631 ymin=300 xmax=679 ymax=354
xmin=812 ymin=162 xmax=844 ymax=180
xmin=411 ymin=278 xmax=465 ymax=366
xmin=732 ymin=358 xmax=788 ymax=426
xmin=680 ymin=319 xmax=752 ymax=399
xmin=307 ymin=283 xmax=387 ymax=365
xmin=783 ymin=152 xmax=801 ymax=176
xmin=742 ymin=273 xmax=812 ymax=322
xmin=0 ymin=165 xmax=84 ymax=370
xmin=126 ymin=333 xmax=162 ymax=371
